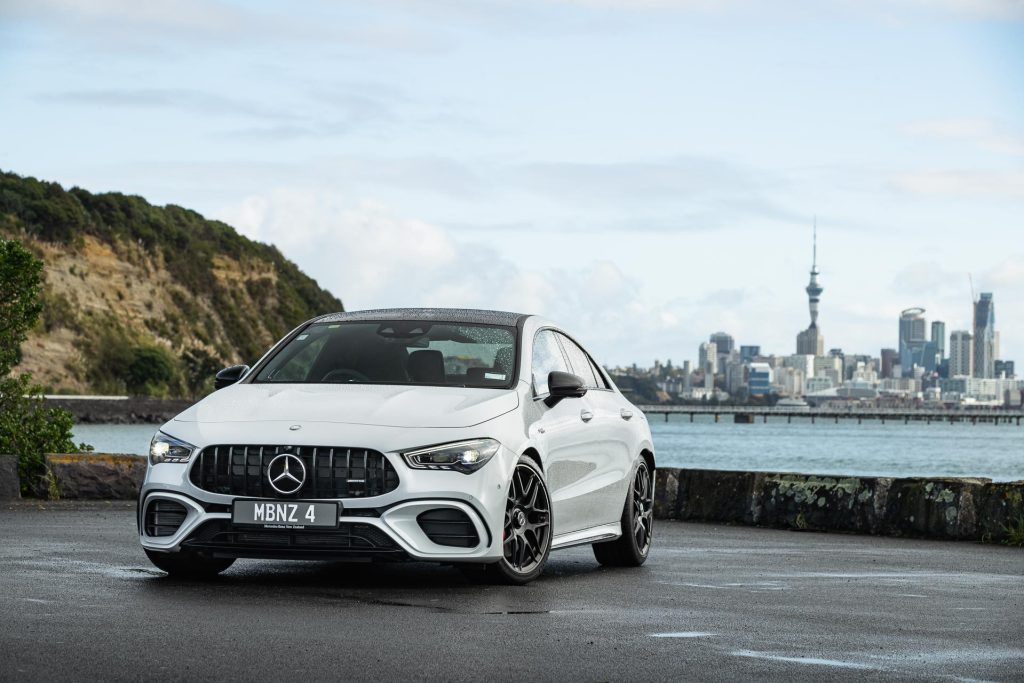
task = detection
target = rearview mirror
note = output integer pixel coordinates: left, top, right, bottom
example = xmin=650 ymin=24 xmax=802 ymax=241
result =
xmin=214 ymin=364 xmax=250 ymax=390
xmin=545 ymin=371 xmax=587 ymax=407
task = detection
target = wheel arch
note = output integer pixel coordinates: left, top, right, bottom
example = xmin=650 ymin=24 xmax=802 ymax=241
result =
xmin=521 ymin=446 xmax=543 ymax=471
xmin=640 ymin=446 xmax=655 ymax=471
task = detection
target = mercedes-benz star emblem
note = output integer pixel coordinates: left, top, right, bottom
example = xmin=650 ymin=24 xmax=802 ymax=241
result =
xmin=267 ymin=453 xmax=306 ymax=495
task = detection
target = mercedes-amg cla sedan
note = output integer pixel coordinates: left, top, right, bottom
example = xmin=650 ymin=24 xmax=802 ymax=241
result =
xmin=139 ymin=309 xmax=655 ymax=584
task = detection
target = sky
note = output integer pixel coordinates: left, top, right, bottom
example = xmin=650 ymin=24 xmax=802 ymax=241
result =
xmin=1 ymin=0 xmax=1022 ymax=367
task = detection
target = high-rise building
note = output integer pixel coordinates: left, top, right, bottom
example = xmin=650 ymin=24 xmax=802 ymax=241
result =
xmin=739 ymin=345 xmax=761 ymax=363
xmin=748 ymin=363 xmax=773 ymax=396
xmin=899 ymin=308 xmax=937 ymax=376
xmin=995 ymin=359 xmax=1015 ymax=379
xmin=699 ymin=341 xmax=718 ymax=377
xmin=974 ymin=293 xmax=996 ymax=379
xmin=709 ymin=332 xmax=734 ymax=356
xmin=880 ymin=348 xmax=898 ymax=379
xmin=795 ymin=224 xmax=825 ymax=356
xmin=949 ymin=330 xmax=973 ymax=377
xmin=931 ymin=321 xmax=946 ymax=359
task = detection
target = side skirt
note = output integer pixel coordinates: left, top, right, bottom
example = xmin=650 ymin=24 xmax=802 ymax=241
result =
xmin=550 ymin=522 xmax=622 ymax=551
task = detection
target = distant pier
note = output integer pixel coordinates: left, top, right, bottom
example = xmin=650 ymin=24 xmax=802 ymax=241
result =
xmin=636 ymin=405 xmax=1024 ymax=426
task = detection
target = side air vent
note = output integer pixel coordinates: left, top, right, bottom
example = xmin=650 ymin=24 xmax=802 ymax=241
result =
xmin=416 ymin=508 xmax=480 ymax=548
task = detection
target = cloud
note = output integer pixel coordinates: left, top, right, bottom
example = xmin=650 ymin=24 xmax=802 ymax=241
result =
xmin=213 ymin=188 xmax=707 ymax=362
xmin=36 ymin=83 xmax=415 ymax=139
xmin=890 ymin=171 xmax=1024 ymax=199
xmin=906 ymin=118 xmax=1024 ymax=156
xmin=36 ymin=89 xmax=296 ymax=122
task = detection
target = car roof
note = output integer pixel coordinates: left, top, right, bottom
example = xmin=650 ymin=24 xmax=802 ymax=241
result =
xmin=314 ymin=308 xmax=528 ymax=327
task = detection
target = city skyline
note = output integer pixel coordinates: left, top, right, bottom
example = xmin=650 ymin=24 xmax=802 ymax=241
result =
xmin=632 ymin=231 xmax=1013 ymax=378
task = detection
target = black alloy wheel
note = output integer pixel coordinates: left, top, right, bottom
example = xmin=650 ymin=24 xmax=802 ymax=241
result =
xmin=462 ymin=456 xmax=552 ymax=585
xmin=593 ymin=458 xmax=654 ymax=567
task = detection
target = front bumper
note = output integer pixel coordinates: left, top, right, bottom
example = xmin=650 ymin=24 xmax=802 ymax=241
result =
xmin=139 ymin=446 xmax=515 ymax=563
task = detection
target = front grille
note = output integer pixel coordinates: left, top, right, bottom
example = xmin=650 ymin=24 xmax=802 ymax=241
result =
xmin=144 ymin=499 xmax=188 ymax=537
xmin=189 ymin=445 xmax=400 ymax=499
xmin=182 ymin=520 xmax=402 ymax=556
xmin=417 ymin=508 xmax=480 ymax=548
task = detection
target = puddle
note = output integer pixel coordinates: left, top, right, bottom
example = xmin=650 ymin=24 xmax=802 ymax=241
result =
xmin=650 ymin=632 xmax=716 ymax=638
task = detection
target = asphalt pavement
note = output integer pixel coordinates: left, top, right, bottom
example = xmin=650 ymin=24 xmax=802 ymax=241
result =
xmin=1 ymin=501 xmax=1021 ymax=681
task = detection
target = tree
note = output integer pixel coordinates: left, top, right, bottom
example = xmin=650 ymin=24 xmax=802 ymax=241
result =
xmin=0 ymin=239 xmax=43 ymax=373
xmin=0 ymin=239 xmax=87 ymax=495
xmin=126 ymin=345 xmax=176 ymax=395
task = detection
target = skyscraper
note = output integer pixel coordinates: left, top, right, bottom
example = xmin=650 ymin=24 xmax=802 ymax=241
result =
xmin=709 ymin=332 xmax=735 ymax=356
xmin=931 ymin=320 xmax=946 ymax=358
xmin=899 ymin=307 xmax=938 ymax=376
xmin=880 ymin=348 xmax=898 ymax=379
xmin=974 ymin=293 xmax=996 ymax=379
xmin=949 ymin=330 xmax=973 ymax=377
xmin=699 ymin=341 xmax=718 ymax=377
xmin=795 ymin=224 xmax=824 ymax=356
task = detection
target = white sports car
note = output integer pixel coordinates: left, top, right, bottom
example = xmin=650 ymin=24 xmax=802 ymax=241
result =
xmin=139 ymin=308 xmax=655 ymax=584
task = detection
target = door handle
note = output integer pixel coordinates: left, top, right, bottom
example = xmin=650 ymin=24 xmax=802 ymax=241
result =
xmin=620 ymin=408 xmax=633 ymax=420
xmin=580 ymin=409 xmax=594 ymax=423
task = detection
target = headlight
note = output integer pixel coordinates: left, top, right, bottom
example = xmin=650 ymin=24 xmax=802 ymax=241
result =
xmin=149 ymin=432 xmax=197 ymax=465
xmin=401 ymin=438 xmax=500 ymax=474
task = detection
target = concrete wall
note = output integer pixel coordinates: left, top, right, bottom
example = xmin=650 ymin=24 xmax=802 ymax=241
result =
xmin=655 ymin=467 xmax=1024 ymax=543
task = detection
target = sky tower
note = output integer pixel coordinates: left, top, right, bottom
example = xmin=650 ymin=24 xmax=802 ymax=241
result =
xmin=796 ymin=220 xmax=825 ymax=356
xmin=806 ymin=222 xmax=823 ymax=326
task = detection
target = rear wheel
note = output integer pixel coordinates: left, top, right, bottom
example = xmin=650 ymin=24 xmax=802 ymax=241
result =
xmin=144 ymin=549 xmax=234 ymax=579
xmin=593 ymin=458 xmax=653 ymax=567
xmin=471 ymin=457 xmax=552 ymax=585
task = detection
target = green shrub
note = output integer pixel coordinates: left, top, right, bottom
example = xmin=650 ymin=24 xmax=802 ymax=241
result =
xmin=0 ymin=239 xmax=88 ymax=495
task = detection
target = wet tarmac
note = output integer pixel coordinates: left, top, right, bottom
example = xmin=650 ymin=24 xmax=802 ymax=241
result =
xmin=1 ymin=501 xmax=1022 ymax=681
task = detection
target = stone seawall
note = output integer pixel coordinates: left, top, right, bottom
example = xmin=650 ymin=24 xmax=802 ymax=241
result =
xmin=44 ymin=397 xmax=193 ymax=424
xmin=6 ymin=456 xmax=1022 ymax=544
xmin=45 ymin=454 xmax=146 ymax=500
xmin=654 ymin=467 xmax=1024 ymax=543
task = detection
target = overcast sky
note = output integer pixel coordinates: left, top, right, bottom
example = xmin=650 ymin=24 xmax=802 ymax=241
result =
xmin=2 ymin=0 xmax=1022 ymax=366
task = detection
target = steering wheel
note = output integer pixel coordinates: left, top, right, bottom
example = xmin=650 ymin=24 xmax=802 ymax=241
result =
xmin=320 ymin=368 xmax=370 ymax=383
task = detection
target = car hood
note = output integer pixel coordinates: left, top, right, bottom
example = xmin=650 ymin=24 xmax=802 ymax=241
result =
xmin=173 ymin=383 xmax=520 ymax=429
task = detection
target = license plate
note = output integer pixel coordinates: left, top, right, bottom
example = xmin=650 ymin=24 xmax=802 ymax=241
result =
xmin=232 ymin=500 xmax=339 ymax=529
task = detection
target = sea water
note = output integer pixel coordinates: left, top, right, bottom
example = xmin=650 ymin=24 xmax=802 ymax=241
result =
xmin=73 ymin=414 xmax=1024 ymax=482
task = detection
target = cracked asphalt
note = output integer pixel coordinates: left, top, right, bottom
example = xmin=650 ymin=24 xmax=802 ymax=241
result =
xmin=1 ymin=501 xmax=1021 ymax=681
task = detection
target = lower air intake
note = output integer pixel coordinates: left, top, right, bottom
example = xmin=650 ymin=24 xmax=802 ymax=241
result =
xmin=144 ymin=499 xmax=188 ymax=537
xmin=416 ymin=508 xmax=480 ymax=548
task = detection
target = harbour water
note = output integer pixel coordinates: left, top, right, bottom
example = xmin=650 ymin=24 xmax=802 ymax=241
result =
xmin=73 ymin=415 xmax=1024 ymax=482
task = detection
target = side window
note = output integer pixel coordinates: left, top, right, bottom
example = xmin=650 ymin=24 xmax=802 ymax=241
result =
xmin=589 ymin=357 xmax=610 ymax=389
xmin=531 ymin=330 xmax=570 ymax=395
xmin=556 ymin=334 xmax=600 ymax=389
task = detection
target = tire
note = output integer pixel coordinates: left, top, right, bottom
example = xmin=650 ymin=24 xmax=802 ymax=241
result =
xmin=144 ymin=549 xmax=235 ymax=579
xmin=593 ymin=458 xmax=654 ymax=567
xmin=473 ymin=456 xmax=553 ymax=585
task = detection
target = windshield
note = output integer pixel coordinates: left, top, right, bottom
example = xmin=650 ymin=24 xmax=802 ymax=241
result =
xmin=254 ymin=321 xmax=518 ymax=388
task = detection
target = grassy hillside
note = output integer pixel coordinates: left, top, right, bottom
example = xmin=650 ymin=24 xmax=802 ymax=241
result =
xmin=0 ymin=170 xmax=343 ymax=397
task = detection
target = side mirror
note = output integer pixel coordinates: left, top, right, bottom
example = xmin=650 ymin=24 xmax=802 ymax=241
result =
xmin=545 ymin=371 xmax=587 ymax=407
xmin=214 ymin=364 xmax=250 ymax=390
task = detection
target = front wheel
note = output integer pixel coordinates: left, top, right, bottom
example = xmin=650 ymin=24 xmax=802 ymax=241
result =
xmin=144 ymin=549 xmax=235 ymax=579
xmin=471 ymin=456 xmax=552 ymax=585
xmin=593 ymin=458 xmax=654 ymax=567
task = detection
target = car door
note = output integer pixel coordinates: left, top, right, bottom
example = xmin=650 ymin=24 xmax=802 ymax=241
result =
xmin=529 ymin=329 xmax=605 ymax=536
xmin=554 ymin=333 xmax=633 ymax=528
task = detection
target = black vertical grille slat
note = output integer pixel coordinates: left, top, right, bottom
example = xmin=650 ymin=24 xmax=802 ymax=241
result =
xmin=328 ymin=448 xmax=335 ymax=497
xmin=189 ymin=444 xmax=398 ymax=499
